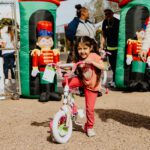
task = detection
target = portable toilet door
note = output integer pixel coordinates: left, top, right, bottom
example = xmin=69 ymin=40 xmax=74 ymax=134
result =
xmin=115 ymin=0 xmax=150 ymax=88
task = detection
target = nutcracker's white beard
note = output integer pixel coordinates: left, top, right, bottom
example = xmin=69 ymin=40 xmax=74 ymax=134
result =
xmin=142 ymin=22 xmax=150 ymax=52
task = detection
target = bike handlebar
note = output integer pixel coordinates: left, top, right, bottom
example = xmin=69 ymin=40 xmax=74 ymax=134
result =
xmin=47 ymin=61 xmax=85 ymax=77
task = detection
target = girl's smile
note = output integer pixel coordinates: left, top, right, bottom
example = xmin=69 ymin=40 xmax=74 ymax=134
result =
xmin=78 ymin=43 xmax=92 ymax=59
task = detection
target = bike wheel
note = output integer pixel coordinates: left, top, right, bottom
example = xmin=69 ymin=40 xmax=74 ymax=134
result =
xmin=52 ymin=110 xmax=72 ymax=144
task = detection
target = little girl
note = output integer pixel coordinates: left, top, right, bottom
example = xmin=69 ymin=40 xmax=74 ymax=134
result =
xmin=67 ymin=36 xmax=105 ymax=137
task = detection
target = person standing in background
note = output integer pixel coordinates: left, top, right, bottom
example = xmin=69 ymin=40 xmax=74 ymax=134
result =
xmin=1 ymin=25 xmax=16 ymax=86
xmin=65 ymin=4 xmax=96 ymax=62
xmin=65 ymin=4 xmax=99 ymax=97
xmin=100 ymin=8 xmax=119 ymax=87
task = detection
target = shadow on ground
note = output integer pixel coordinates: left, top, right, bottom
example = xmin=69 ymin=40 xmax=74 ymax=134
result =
xmin=31 ymin=118 xmax=53 ymax=127
xmin=31 ymin=118 xmax=55 ymax=143
xmin=95 ymin=109 xmax=150 ymax=130
xmin=31 ymin=117 xmax=84 ymax=143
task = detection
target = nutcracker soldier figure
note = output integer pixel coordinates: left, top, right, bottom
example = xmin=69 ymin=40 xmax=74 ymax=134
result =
xmin=31 ymin=21 xmax=61 ymax=102
xmin=126 ymin=29 xmax=146 ymax=65
xmin=126 ymin=28 xmax=150 ymax=91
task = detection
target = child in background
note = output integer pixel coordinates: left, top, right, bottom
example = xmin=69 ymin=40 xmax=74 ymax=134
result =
xmin=1 ymin=25 xmax=15 ymax=86
xmin=67 ymin=36 xmax=105 ymax=137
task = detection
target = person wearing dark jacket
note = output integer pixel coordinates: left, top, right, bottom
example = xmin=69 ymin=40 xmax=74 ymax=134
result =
xmin=65 ymin=4 xmax=96 ymax=62
xmin=100 ymin=8 xmax=120 ymax=87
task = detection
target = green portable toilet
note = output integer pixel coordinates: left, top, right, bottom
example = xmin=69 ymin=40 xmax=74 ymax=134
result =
xmin=109 ymin=0 xmax=150 ymax=90
xmin=18 ymin=0 xmax=60 ymax=98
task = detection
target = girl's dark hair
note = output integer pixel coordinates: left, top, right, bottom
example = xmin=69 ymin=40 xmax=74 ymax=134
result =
xmin=73 ymin=36 xmax=99 ymax=62
xmin=73 ymin=36 xmax=101 ymax=86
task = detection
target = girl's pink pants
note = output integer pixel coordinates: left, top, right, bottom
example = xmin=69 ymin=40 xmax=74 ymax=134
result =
xmin=67 ymin=77 xmax=98 ymax=129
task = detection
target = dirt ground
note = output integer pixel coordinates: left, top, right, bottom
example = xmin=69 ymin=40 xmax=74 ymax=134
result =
xmin=0 ymin=89 xmax=150 ymax=150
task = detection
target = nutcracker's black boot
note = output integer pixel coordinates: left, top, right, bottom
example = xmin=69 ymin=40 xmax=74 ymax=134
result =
xmin=39 ymin=84 xmax=50 ymax=102
xmin=39 ymin=84 xmax=61 ymax=102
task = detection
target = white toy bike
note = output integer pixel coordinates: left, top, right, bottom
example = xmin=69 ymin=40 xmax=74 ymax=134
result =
xmin=49 ymin=62 xmax=85 ymax=144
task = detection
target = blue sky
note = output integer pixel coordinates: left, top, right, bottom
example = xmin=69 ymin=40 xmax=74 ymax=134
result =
xmin=56 ymin=0 xmax=92 ymax=26
xmin=0 ymin=0 xmax=92 ymax=26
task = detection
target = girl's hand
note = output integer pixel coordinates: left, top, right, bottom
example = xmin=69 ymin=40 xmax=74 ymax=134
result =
xmin=85 ymin=58 xmax=105 ymax=70
xmin=99 ymin=49 xmax=106 ymax=59
xmin=55 ymin=61 xmax=62 ymax=69
xmin=84 ymin=58 xmax=93 ymax=65
xmin=56 ymin=61 xmax=62 ymax=66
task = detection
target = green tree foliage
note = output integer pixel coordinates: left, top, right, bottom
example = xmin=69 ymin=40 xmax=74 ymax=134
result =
xmin=93 ymin=0 xmax=104 ymax=23
xmin=87 ymin=0 xmax=119 ymax=23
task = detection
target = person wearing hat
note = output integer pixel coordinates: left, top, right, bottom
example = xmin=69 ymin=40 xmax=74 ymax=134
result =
xmin=100 ymin=8 xmax=120 ymax=88
xmin=31 ymin=21 xmax=61 ymax=102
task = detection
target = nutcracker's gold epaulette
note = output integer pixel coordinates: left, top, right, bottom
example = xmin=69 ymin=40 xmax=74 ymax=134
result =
xmin=53 ymin=48 xmax=60 ymax=55
xmin=127 ymin=39 xmax=137 ymax=44
xmin=31 ymin=49 xmax=41 ymax=56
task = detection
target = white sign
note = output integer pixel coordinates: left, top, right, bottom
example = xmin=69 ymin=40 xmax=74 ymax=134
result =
xmin=42 ymin=66 xmax=56 ymax=83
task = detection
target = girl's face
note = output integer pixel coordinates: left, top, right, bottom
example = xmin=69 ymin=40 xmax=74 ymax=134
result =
xmin=77 ymin=42 xmax=92 ymax=59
